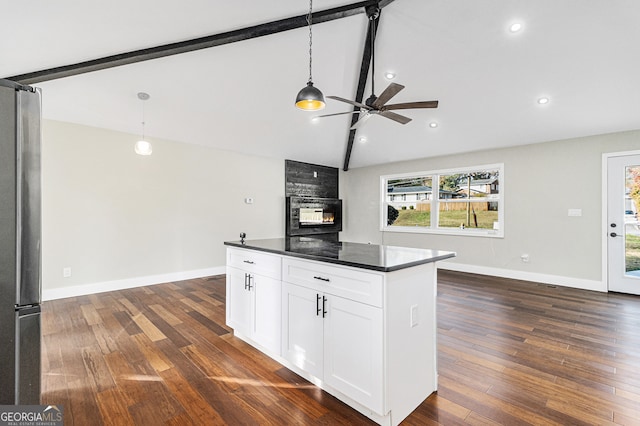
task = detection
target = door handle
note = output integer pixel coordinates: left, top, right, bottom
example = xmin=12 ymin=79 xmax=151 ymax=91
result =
xmin=247 ymin=275 xmax=253 ymax=291
xmin=244 ymin=273 xmax=249 ymax=289
xmin=610 ymin=223 xmax=617 ymax=228
xmin=610 ymin=232 xmax=619 ymax=237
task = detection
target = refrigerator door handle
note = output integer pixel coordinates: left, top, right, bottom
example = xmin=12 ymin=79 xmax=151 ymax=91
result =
xmin=15 ymin=88 xmax=42 ymax=307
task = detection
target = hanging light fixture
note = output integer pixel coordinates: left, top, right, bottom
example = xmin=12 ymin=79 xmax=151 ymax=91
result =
xmin=295 ymin=0 xmax=325 ymax=111
xmin=134 ymin=92 xmax=152 ymax=155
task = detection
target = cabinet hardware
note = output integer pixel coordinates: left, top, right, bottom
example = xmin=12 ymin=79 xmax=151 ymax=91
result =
xmin=313 ymin=276 xmax=330 ymax=282
xmin=244 ymin=273 xmax=254 ymax=290
xmin=316 ymin=294 xmax=322 ymax=316
xmin=247 ymin=274 xmax=254 ymax=291
xmin=243 ymin=260 xmax=255 ymax=264
xmin=322 ymin=296 xmax=328 ymax=318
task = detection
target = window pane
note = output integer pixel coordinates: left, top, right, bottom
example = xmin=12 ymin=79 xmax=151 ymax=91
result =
xmin=439 ymin=169 xmax=500 ymax=199
xmin=386 ymin=176 xmax=433 ymax=227
xmin=438 ymin=201 xmax=500 ymax=230
xmin=625 ymin=165 xmax=640 ymax=274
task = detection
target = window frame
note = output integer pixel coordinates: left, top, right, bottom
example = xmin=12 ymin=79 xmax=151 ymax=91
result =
xmin=380 ymin=163 xmax=504 ymax=238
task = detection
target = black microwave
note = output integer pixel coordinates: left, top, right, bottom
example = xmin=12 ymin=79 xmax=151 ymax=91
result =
xmin=286 ymin=197 xmax=342 ymax=236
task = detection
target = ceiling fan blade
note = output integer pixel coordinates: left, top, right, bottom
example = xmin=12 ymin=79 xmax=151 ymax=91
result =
xmin=350 ymin=112 xmax=374 ymax=130
xmin=314 ymin=111 xmax=360 ymax=119
xmin=327 ymin=95 xmax=370 ymax=110
xmin=379 ymin=110 xmax=412 ymax=125
xmin=384 ymin=100 xmax=439 ymax=110
xmin=372 ymin=83 xmax=405 ymax=108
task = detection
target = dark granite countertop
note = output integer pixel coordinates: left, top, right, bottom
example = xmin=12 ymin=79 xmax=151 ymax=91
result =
xmin=224 ymin=237 xmax=456 ymax=272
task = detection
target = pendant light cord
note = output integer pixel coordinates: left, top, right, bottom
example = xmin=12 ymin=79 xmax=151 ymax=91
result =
xmin=307 ymin=0 xmax=313 ymax=83
xmin=141 ymin=99 xmax=146 ymax=140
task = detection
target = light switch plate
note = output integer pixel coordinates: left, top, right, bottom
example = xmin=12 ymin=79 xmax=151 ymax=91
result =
xmin=568 ymin=208 xmax=582 ymax=217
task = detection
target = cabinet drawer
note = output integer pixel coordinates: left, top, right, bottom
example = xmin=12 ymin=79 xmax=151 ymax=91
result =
xmin=283 ymin=257 xmax=383 ymax=307
xmin=227 ymin=248 xmax=282 ymax=280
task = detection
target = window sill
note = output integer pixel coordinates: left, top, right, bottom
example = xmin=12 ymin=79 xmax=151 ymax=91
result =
xmin=381 ymin=225 xmax=504 ymax=238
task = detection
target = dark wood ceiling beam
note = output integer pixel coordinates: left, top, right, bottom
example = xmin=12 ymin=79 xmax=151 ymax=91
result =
xmin=343 ymin=5 xmax=381 ymax=171
xmin=6 ymin=0 xmax=396 ymax=85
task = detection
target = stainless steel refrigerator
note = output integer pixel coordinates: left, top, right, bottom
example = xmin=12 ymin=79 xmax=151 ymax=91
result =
xmin=0 ymin=79 xmax=42 ymax=405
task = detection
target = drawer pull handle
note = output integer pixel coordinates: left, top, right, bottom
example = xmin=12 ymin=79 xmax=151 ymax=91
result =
xmin=243 ymin=260 xmax=255 ymax=264
xmin=316 ymin=294 xmax=322 ymax=316
xmin=322 ymin=295 xmax=328 ymax=318
xmin=313 ymin=276 xmax=330 ymax=282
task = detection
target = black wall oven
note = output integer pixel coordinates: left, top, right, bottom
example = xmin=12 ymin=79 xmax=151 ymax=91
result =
xmin=286 ymin=197 xmax=342 ymax=237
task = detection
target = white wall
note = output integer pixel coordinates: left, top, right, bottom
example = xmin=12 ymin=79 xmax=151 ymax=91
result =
xmin=341 ymin=130 xmax=640 ymax=291
xmin=42 ymin=120 xmax=284 ymax=299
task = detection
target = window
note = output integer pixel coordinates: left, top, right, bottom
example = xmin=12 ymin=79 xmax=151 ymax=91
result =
xmin=381 ymin=164 xmax=503 ymax=237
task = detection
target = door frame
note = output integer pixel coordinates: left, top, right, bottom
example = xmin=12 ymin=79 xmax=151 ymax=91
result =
xmin=601 ymin=149 xmax=640 ymax=291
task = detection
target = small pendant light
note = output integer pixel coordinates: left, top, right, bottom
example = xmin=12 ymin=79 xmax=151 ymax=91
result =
xmin=135 ymin=92 xmax=153 ymax=155
xmin=295 ymin=0 xmax=325 ymax=111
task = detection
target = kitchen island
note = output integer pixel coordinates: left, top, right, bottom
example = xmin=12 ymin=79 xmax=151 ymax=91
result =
xmin=224 ymin=237 xmax=455 ymax=426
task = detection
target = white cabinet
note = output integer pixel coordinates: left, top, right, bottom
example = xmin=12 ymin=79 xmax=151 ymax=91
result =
xmin=226 ymin=249 xmax=281 ymax=355
xmin=281 ymin=283 xmax=324 ymax=377
xmin=226 ymin=245 xmax=441 ymax=426
xmin=281 ymin=260 xmax=384 ymax=414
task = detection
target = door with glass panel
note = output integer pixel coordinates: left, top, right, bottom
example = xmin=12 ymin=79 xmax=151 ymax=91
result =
xmin=607 ymin=153 xmax=640 ymax=294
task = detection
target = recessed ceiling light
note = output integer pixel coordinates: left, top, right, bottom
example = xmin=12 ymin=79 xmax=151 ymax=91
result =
xmin=384 ymin=72 xmax=396 ymax=80
xmin=537 ymin=97 xmax=550 ymax=105
xmin=429 ymin=122 xmax=438 ymax=128
xmin=509 ymin=22 xmax=523 ymax=33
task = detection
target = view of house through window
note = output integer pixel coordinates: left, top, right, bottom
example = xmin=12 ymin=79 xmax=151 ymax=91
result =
xmin=625 ymin=165 xmax=640 ymax=274
xmin=382 ymin=164 xmax=503 ymax=236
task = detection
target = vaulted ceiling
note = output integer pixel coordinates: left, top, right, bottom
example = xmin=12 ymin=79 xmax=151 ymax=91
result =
xmin=3 ymin=0 xmax=640 ymax=169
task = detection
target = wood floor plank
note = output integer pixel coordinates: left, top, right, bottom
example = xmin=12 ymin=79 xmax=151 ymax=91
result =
xmin=41 ymin=270 xmax=640 ymax=425
xmin=130 ymin=312 xmax=167 ymax=342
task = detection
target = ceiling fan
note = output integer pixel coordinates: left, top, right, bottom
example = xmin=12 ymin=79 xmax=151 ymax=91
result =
xmin=316 ymin=7 xmax=439 ymax=129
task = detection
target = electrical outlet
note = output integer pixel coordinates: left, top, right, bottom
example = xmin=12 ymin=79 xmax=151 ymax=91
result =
xmin=63 ymin=267 xmax=72 ymax=278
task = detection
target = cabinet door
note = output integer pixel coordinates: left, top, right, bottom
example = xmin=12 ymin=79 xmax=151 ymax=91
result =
xmin=226 ymin=267 xmax=252 ymax=335
xmin=282 ymin=282 xmax=323 ymax=378
xmin=324 ymin=295 xmax=384 ymax=414
xmin=252 ymin=274 xmax=281 ymax=354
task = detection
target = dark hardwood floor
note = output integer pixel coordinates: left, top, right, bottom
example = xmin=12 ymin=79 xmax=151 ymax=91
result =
xmin=41 ymin=271 xmax=640 ymax=425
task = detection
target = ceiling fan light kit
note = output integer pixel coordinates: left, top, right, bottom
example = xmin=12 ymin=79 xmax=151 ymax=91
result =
xmin=295 ymin=0 xmax=325 ymax=111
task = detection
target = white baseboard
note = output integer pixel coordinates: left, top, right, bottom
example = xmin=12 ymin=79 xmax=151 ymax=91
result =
xmin=43 ymin=262 xmax=606 ymax=301
xmin=439 ymin=261 xmax=606 ymax=292
xmin=42 ymin=266 xmax=226 ymax=301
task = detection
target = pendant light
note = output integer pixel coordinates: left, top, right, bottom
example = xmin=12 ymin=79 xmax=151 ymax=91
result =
xmin=295 ymin=0 xmax=325 ymax=111
xmin=135 ymin=92 xmax=152 ymax=155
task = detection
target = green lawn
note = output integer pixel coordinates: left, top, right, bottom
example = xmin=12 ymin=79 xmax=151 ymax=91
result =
xmin=392 ymin=209 xmax=498 ymax=229
xmin=626 ymin=234 xmax=640 ymax=272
